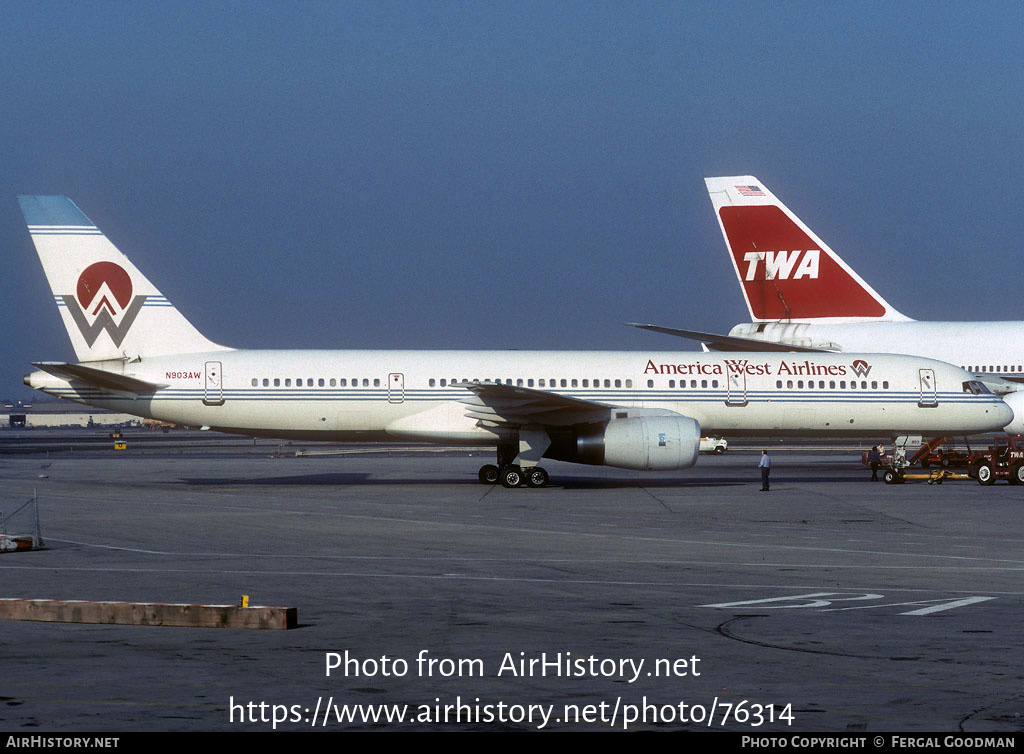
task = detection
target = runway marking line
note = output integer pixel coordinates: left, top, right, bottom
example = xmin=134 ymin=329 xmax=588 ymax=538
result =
xmin=700 ymin=592 xmax=996 ymax=616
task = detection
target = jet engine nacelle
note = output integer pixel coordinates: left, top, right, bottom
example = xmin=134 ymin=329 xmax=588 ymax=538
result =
xmin=573 ymin=415 xmax=701 ymax=471
xmin=1000 ymin=390 xmax=1024 ymax=434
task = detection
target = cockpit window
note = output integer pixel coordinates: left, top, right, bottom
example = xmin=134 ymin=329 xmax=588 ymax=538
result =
xmin=962 ymin=380 xmax=991 ymax=395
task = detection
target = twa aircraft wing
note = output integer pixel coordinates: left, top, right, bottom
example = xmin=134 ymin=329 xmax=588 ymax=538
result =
xmin=458 ymin=382 xmax=613 ymax=427
xmin=704 ymin=176 xmax=909 ymax=323
xmin=625 ymin=323 xmax=833 ymax=352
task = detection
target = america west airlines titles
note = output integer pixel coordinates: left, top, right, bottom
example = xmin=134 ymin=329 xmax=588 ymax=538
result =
xmin=643 ymin=358 xmax=865 ymax=378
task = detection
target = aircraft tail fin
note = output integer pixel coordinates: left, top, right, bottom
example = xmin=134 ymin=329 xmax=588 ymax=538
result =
xmin=704 ymin=176 xmax=909 ymax=323
xmin=19 ymin=196 xmax=230 ymax=362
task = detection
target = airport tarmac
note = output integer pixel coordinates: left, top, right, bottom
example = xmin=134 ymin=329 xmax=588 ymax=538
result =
xmin=0 ymin=434 xmax=1022 ymax=732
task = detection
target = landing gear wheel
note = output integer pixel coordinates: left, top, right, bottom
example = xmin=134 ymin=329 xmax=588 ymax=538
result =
xmin=478 ymin=464 xmax=499 ymax=484
xmin=500 ymin=466 xmax=523 ymax=488
xmin=525 ymin=467 xmax=549 ymax=488
xmin=977 ymin=462 xmax=995 ymax=485
xmin=883 ymin=469 xmax=904 ymax=485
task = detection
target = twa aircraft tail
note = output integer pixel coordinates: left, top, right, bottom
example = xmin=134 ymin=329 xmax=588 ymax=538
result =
xmin=704 ymin=176 xmax=909 ymax=323
xmin=18 ymin=196 xmax=230 ymax=362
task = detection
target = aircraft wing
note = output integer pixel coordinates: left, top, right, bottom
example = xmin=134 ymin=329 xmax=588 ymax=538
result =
xmin=32 ymin=362 xmax=167 ymax=395
xmin=625 ymin=323 xmax=834 ymax=353
xmin=978 ymin=376 xmax=1023 ymax=396
xmin=457 ymin=382 xmax=612 ymax=427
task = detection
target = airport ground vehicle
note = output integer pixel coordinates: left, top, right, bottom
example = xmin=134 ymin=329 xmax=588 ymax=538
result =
xmin=699 ymin=437 xmax=727 ymax=454
xmin=966 ymin=437 xmax=1024 ymax=485
xmin=918 ymin=446 xmax=971 ymax=468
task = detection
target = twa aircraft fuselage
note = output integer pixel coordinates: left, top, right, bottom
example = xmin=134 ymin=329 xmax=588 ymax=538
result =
xmin=633 ymin=176 xmax=1024 ymax=433
xmin=707 ymin=177 xmax=1024 ymax=368
xmin=18 ymin=195 xmax=1014 ymax=487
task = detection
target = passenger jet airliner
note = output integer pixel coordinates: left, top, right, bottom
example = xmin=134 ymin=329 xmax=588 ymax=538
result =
xmin=18 ymin=196 xmax=1015 ymax=487
xmin=629 ymin=175 xmax=1024 ymax=427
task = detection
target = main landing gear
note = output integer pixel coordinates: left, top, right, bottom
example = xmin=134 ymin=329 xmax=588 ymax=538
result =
xmin=478 ymin=442 xmax=551 ymax=488
xmin=478 ymin=463 xmax=550 ymax=488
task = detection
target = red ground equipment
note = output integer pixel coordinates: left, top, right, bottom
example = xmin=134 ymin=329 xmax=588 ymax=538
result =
xmin=967 ymin=436 xmax=1024 ymax=485
xmin=918 ymin=446 xmax=971 ymax=468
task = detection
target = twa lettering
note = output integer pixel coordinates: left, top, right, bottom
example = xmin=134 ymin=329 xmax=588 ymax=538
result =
xmin=742 ymin=249 xmax=820 ymax=281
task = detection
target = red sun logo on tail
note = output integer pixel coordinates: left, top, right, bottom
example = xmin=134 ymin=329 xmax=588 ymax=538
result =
xmin=63 ymin=262 xmax=146 ymax=348
xmin=76 ymin=262 xmax=134 ymax=315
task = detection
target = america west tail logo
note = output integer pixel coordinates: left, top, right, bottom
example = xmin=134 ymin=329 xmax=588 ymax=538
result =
xmin=61 ymin=262 xmax=146 ymax=348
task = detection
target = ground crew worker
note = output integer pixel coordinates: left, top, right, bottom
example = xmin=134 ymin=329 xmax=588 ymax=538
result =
xmin=868 ymin=445 xmax=881 ymax=482
xmin=759 ymin=449 xmax=771 ymax=491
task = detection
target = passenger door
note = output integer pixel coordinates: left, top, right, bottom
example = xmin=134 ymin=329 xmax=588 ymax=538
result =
xmin=204 ymin=361 xmax=224 ymax=406
xmin=388 ymin=373 xmax=405 ymax=404
xmin=918 ymin=368 xmax=937 ymax=407
xmin=726 ymin=369 xmax=747 ymax=406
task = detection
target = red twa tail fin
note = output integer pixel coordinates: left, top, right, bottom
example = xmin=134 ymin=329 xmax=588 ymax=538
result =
xmin=704 ymin=176 xmax=908 ymax=323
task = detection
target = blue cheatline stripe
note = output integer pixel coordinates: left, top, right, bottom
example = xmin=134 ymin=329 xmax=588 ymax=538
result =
xmin=29 ymin=229 xmax=103 ymax=236
xmin=49 ymin=386 xmax=979 ymax=398
xmin=45 ymin=387 xmax=993 ymax=406
xmin=53 ymin=295 xmax=172 ymax=308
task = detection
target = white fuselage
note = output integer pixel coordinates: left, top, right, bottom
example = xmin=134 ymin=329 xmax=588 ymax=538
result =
xmin=26 ymin=350 xmax=1012 ymax=442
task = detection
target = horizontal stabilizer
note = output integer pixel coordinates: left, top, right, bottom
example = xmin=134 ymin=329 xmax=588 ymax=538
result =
xmin=31 ymin=362 xmax=166 ymax=394
xmin=625 ymin=323 xmax=833 ymax=353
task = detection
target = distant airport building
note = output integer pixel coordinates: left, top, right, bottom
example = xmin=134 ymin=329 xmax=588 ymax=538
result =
xmin=1 ymin=401 xmax=140 ymax=428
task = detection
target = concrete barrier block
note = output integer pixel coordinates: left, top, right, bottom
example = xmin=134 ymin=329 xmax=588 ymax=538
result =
xmin=0 ymin=598 xmax=297 ymax=629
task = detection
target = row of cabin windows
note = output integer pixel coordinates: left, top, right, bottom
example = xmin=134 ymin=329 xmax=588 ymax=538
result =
xmin=247 ymin=377 xmax=893 ymax=390
xmin=251 ymin=377 xmax=381 ymax=387
xmin=966 ymin=365 xmax=1022 ymax=373
xmin=775 ymin=379 xmax=888 ymax=390
xmin=429 ymin=378 xmax=633 ymax=388
xmin=661 ymin=379 xmax=719 ymax=388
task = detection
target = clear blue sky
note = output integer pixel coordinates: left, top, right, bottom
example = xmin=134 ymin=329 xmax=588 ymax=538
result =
xmin=3 ymin=1 xmax=1024 ymax=400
